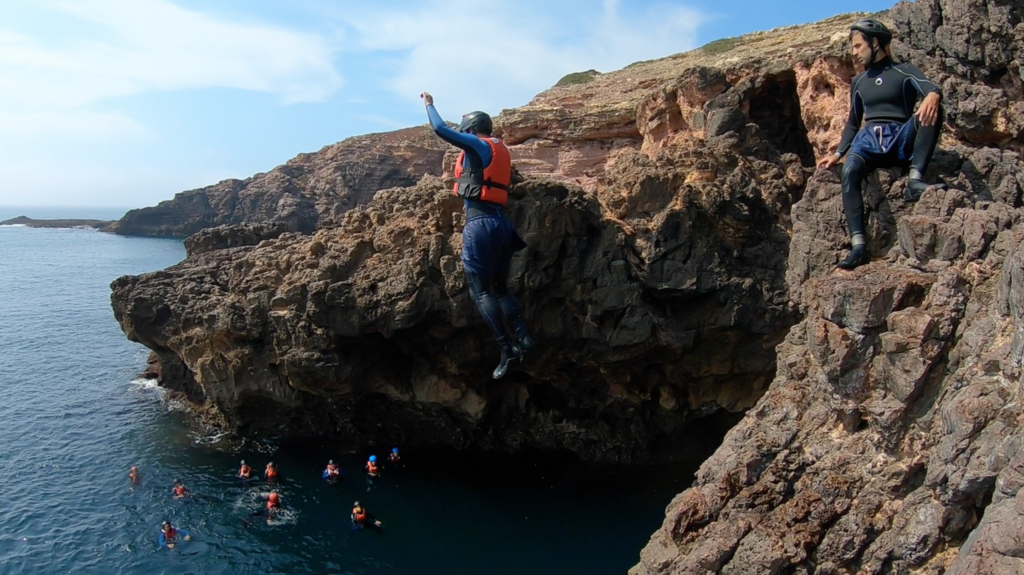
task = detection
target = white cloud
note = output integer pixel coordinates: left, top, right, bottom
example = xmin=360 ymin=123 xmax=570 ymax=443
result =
xmin=329 ymin=0 xmax=704 ymax=116
xmin=0 ymin=0 xmax=343 ymax=126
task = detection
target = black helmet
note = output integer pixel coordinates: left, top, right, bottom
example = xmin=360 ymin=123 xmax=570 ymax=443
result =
xmin=850 ymin=18 xmax=892 ymax=47
xmin=458 ymin=111 xmax=492 ymax=135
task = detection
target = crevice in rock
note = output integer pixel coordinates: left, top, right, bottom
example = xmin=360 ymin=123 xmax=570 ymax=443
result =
xmin=982 ymin=66 xmax=1009 ymax=89
xmin=749 ymin=71 xmax=816 ymax=167
xmin=894 ymin=283 xmax=928 ymax=312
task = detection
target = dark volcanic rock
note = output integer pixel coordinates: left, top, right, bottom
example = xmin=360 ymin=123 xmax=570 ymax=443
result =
xmin=183 ymin=222 xmax=289 ymax=257
xmin=110 ymin=1 xmax=1024 ymax=571
xmin=632 ymin=0 xmax=1024 ymax=573
xmin=110 ymin=127 xmax=447 ymax=238
xmin=111 ymin=120 xmax=801 ymax=463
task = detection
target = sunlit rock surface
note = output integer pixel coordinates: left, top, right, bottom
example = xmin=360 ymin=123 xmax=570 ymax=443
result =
xmin=111 ymin=1 xmax=1024 ymax=571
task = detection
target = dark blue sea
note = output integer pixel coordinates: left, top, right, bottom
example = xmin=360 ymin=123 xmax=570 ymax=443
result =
xmin=0 ymin=208 xmax=693 ymax=575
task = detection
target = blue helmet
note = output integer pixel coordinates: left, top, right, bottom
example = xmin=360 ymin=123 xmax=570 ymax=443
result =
xmin=369 ymin=455 xmax=377 ymax=463
xmin=392 ymin=447 xmax=399 ymax=453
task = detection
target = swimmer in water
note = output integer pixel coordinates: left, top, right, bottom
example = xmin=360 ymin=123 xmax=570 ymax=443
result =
xmin=158 ymin=520 xmax=191 ymax=549
xmin=171 ymin=479 xmax=189 ymax=500
xmin=264 ymin=491 xmax=281 ymax=520
xmin=128 ymin=466 xmax=140 ymax=484
xmin=265 ymin=462 xmax=279 ymax=480
xmin=351 ymin=501 xmax=383 ymax=530
xmin=238 ymin=460 xmax=253 ymax=479
xmin=323 ymin=459 xmax=342 ymax=481
xmin=365 ymin=455 xmax=380 ymax=478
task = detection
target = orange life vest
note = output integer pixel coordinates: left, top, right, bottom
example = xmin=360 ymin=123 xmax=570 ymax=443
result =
xmin=366 ymin=461 xmax=379 ymax=475
xmin=173 ymin=486 xmax=186 ymax=497
xmin=265 ymin=466 xmax=278 ymax=478
xmin=353 ymin=507 xmax=367 ymax=523
xmin=453 ymin=137 xmax=512 ymax=205
xmin=239 ymin=466 xmax=251 ymax=477
xmin=267 ymin=500 xmax=279 ymax=510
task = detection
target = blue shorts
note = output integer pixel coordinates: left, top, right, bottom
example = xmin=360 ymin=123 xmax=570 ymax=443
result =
xmin=848 ymin=118 xmax=918 ymax=167
xmin=461 ymin=212 xmax=526 ymax=277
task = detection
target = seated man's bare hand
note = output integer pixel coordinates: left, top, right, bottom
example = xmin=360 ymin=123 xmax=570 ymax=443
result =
xmin=917 ymin=92 xmax=941 ymax=127
xmin=818 ymin=154 xmax=840 ymax=169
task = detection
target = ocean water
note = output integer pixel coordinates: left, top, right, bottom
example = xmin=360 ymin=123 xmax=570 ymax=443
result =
xmin=0 ymin=222 xmax=695 ymax=575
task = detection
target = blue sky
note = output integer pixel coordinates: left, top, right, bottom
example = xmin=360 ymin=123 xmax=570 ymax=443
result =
xmin=0 ymin=0 xmax=895 ymax=210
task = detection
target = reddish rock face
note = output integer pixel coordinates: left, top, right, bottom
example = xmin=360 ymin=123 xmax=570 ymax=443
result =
xmin=110 ymin=1 xmax=1024 ymax=572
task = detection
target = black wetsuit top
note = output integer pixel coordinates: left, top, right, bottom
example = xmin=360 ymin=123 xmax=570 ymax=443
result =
xmin=836 ymin=57 xmax=940 ymax=156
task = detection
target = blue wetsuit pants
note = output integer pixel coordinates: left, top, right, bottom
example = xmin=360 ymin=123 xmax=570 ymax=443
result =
xmin=842 ymin=113 xmax=941 ymax=239
xmin=461 ymin=208 xmax=528 ymax=345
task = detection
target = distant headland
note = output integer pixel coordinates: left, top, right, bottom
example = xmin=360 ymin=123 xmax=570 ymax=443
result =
xmin=0 ymin=216 xmax=115 ymax=230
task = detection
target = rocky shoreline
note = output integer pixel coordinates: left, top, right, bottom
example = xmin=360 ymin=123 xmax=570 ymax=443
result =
xmin=112 ymin=0 xmax=1023 ymax=572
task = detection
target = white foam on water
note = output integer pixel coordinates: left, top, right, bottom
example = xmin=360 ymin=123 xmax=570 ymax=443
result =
xmin=265 ymin=508 xmax=299 ymax=526
xmin=191 ymin=430 xmax=232 ymax=446
xmin=128 ymin=378 xmax=163 ymax=394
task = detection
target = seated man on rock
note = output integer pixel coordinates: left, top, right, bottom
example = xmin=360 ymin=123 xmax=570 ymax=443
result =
xmin=818 ymin=18 xmax=944 ymax=270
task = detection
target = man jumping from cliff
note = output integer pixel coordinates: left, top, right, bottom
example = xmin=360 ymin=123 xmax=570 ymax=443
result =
xmin=817 ymin=18 xmax=944 ymax=270
xmin=421 ymin=92 xmax=534 ymax=379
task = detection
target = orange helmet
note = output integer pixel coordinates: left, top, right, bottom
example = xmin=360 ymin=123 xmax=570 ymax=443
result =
xmin=269 ymin=492 xmax=280 ymax=502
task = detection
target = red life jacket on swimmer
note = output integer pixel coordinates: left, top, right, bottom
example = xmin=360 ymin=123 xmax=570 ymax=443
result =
xmin=173 ymin=486 xmax=186 ymax=497
xmin=453 ymin=137 xmax=512 ymax=205
xmin=163 ymin=527 xmax=177 ymax=541
xmin=353 ymin=507 xmax=367 ymax=523
xmin=266 ymin=500 xmax=279 ymax=510
xmin=265 ymin=466 xmax=278 ymax=478
xmin=366 ymin=461 xmax=379 ymax=475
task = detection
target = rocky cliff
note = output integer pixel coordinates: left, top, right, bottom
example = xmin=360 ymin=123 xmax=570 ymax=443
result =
xmin=109 ymin=128 xmax=447 ymax=238
xmin=111 ymin=0 xmax=1024 ymax=571
xmin=631 ymin=0 xmax=1024 ymax=573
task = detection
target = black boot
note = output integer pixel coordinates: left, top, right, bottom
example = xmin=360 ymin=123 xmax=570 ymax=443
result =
xmin=905 ymin=178 xmax=947 ymax=202
xmin=837 ymin=244 xmax=869 ymax=270
xmin=518 ymin=334 xmax=535 ymax=352
xmin=493 ymin=344 xmax=521 ymax=379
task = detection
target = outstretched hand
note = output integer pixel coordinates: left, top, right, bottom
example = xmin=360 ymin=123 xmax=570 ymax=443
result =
xmin=817 ymin=154 xmax=841 ymax=170
xmin=917 ymin=92 xmax=941 ymax=127
xmin=420 ymin=92 xmax=433 ymax=107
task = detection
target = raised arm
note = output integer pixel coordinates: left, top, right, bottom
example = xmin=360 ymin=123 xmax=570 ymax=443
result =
xmin=422 ymin=92 xmax=492 ymax=165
